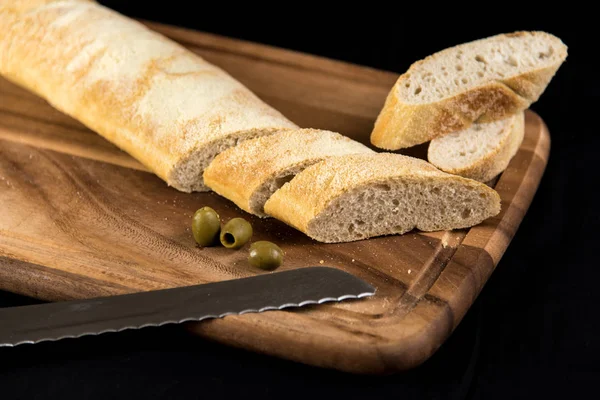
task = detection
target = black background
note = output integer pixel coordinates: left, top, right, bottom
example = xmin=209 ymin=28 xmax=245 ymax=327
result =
xmin=1 ymin=2 xmax=598 ymax=399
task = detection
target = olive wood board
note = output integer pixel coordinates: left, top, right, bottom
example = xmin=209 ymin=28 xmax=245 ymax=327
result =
xmin=0 ymin=20 xmax=550 ymax=374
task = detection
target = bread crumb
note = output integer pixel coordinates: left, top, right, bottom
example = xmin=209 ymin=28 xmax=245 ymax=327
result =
xmin=408 ymin=269 xmax=412 ymax=274
xmin=319 ymin=260 xmax=324 ymax=264
xmin=351 ymin=259 xmax=355 ymax=262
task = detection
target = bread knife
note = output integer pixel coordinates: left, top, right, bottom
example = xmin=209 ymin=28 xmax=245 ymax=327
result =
xmin=0 ymin=267 xmax=375 ymax=347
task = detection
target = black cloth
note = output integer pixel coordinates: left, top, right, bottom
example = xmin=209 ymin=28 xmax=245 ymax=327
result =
xmin=1 ymin=3 xmax=597 ymax=399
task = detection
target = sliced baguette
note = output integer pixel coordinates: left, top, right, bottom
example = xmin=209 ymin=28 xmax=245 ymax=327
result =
xmin=0 ymin=0 xmax=297 ymax=192
xmin=203 ymin=129 xmax=374 ymax=217
xmin=428 ymin=111 xmax=525 ymax=182
xmin=370 ymin=31 xmax=567 ymax=150
xmin=263 ymin=153 xmax=501 ymax=243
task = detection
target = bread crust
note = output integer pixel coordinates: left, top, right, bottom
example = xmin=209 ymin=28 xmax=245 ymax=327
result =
xmin=370 ymin=32 xmax=566 ymax=150
xmin=203 ymin=129 xmax=374 ymax=216
xmin=0 ymin=0 xmax=297 ymax=192
xmin=263 ymin=153 xmax=501 ymax=242
xmin=428 ymin=112 xmax=525 ymax=182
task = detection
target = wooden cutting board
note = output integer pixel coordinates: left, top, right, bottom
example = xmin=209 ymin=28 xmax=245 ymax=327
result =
xmin=0 ymin=20 xmax=550 ymax=374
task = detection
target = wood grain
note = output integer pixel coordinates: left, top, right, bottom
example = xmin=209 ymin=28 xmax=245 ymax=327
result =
xmin=0 ymin=20 xmax=550 ymax=374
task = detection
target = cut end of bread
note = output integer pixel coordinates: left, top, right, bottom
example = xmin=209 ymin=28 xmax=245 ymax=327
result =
xmin=429 ymin=118 xmax=514 ymax=169
xmin=398 ymin=31 xmax=567 ymax=104
xmin=168 ymin=128 xmax=286 ymax=192
xmin=248 ymin=163 xmax=310 ymax=217
xmin=264 ymin=153 xmax=501 ymax=243
xmin=428 ymin=112 xmax=525 ymax=182
xmin=307 ymin=177 xmax=500 ymax=243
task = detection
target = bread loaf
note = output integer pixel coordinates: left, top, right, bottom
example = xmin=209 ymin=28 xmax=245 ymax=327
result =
xmin=1 ymin=2 xmax=508 ymax=244
xmin=370 ymin=31 xmax=566 ymax=150
xmin=263 ymin=153 xmax=501 ymax=243
xmin=428 ymin=112 xmax=525 ymax=182
xmin=0 ymin=0 xmax=298 ymax=192
xmin=203 ymin=129 xmax=374 ymax=217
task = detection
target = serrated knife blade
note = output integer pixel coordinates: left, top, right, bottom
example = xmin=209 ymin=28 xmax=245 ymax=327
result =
xmin=0 ymin=267 xmax=375 ymax=347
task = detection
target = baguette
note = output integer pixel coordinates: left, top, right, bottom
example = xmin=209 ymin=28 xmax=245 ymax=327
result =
xmin=370 ymin=31 xmax=567 ymax=150
xmin=263 ymin=153 xmax=501 ymax=243
xmin=0 ymin=0 xmax=297 ymax=192
xmin=203 ymin=129 xmax=374 ymax=217
xmin=428 ymin=112 xmax=525 ymax=182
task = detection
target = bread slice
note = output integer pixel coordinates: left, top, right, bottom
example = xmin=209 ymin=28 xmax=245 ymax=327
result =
xmin=203 ymin=129 xmax=374 ymax=217
xmin=263 ymin=153 xmax=501 ymax=243
xmin=428 ymin=111 xmax=525 ymax=182
xmin=0 ymin=0 xmax=298 ymax=192
xmin=370 ymin=31 xmax=567 ymax=150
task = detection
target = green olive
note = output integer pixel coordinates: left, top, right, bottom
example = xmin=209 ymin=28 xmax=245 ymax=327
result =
xmin=248 ymin=241 xmax=284 ymax=271
xmin=192 ymin=207 xmax=221 ymax=247
xmin=220 ymin=217 xmax=253 ymax=249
